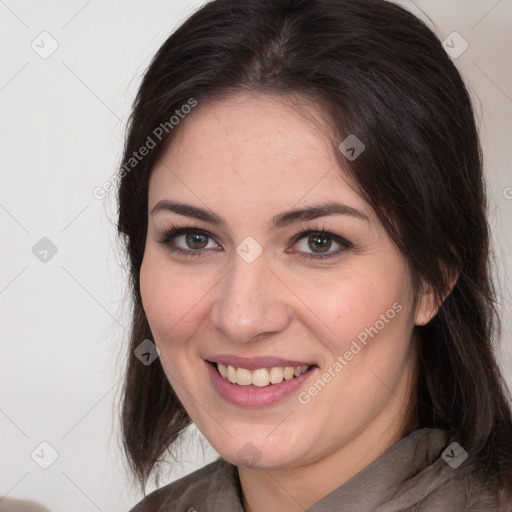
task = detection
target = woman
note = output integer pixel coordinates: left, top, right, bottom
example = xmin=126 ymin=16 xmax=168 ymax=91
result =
xmin=117 ymin=0 xmax=512 ymax=510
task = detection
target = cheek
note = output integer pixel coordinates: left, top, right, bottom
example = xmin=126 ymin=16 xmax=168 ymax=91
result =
xmin=139 ymin=249 xmax=208 ymax=347
xmin=296 ymin=259 xmax=413 ymax=350
xmin=320 ymin=264 xmax=415 ymax=393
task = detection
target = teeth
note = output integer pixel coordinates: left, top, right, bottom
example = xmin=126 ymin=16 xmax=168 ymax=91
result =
xmin=227 ymin=364 xmax=237 ymax=383
xmin=217 ymin=363 xmax=309 ymax=387
xmin=251 ymin=368 xmax=270 ymax=387
xmin=283 ymin=366 xmax=295 ymax=380
xmin=269 ymin=367 xmax=284 ymax=384
xmin=236 ymin=368 xmax=252 ymax=386
xmin=218 ymin=363 xmax=228 ymax=378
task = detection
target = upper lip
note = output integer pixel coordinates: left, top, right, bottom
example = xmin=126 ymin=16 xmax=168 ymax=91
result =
xmin=206 ymin=355 xmax=314 ymax=370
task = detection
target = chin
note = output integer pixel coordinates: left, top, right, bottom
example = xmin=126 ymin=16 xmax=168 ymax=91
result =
xmin=205 ymin=425 xmax=315 ymax=470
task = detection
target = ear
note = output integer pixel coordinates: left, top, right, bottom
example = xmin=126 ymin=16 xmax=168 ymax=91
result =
xmin=415 ymin=271 xmax=459 ymax=326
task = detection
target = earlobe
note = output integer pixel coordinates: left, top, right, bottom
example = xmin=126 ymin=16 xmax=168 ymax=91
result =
xmin=415 ymin=271 xmax=459 ymax=326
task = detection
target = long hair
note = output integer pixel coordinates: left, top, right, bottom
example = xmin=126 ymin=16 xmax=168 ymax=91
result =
xmin=116 ymin=0 xmax=512 ymax=504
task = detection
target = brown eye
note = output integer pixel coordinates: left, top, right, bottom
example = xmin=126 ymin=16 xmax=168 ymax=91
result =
xmin=185 ymin=233 xmax=209 ymax=250
xmin=292 ymin=230 xmax=352 ymax=260
xmin=308 ymin=234 xmax=332 ymax=253
xmin=158 ymin=227 xmax=221 ymax=256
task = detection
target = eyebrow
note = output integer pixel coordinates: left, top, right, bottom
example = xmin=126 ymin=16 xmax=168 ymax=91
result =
xmin=150 ymin=199 xmax=369 ymax=229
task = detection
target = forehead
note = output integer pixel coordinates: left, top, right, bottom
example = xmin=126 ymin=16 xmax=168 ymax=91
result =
xmin=148 ymin=92 xmax=369 ymax=219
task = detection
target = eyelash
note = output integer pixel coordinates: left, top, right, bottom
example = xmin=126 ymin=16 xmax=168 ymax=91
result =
xmin=156 ymin=223 xmax=353 ymax=261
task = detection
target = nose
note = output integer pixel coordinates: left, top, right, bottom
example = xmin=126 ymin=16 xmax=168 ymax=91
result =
xmin=210 ymin=253 xmax=291 ymax=344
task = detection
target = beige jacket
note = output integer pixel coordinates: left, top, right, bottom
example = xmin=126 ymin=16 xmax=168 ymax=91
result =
xmin=129 ymin=428 xmax=503 ymax=511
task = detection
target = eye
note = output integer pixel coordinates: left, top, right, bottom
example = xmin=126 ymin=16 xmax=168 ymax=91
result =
xmin=176 ymin=232 xmax=215 ymax=250
xmin=291 ymin=230 xmax=352 ymax=260
xmin=157 ymin=225 xmax=352 ymax=261
xmin=157 ymin=226 xmax=221 ymax=256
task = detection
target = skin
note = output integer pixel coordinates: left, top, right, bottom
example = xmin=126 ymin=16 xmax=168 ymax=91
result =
xmin=139 ymin=91 xmax=438 ymax=511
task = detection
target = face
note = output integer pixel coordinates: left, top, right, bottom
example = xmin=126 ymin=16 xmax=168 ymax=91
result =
xmin=140 ymin=92 xmax=428 ymax=470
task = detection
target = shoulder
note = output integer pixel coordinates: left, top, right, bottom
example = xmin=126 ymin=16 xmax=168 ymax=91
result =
xmin=128 ymin=457 xmax=240 ymax=512
xmin=411 ymin=464 xmax=502 ymax=512
xmin=374 ymin=429 xmax=503 ymax=512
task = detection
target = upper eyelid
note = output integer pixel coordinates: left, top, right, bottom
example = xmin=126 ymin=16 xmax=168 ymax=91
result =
xmin=160 ymin=225 xmax=351 ymax=251
xmin=160 ymin=227 xmax=221 ymax=246
xmin=160 ymin=225 xmax=342 ymax=239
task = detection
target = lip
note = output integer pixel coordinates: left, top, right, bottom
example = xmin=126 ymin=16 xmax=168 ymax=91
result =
xmin=206 ymin=354 xmax=314 ymax=371
xmin=205 ymin=359 xmax=318 ymax=407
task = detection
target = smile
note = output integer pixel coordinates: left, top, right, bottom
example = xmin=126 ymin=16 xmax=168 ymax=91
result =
xmin=216 ymin=362 xmax=310 ymax=387
xmin=206 ymin=357 xmax=318 ymax=407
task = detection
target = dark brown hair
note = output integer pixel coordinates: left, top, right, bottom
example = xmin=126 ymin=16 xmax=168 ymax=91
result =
xmin=117 ymin=0 xmax=512 ymax=504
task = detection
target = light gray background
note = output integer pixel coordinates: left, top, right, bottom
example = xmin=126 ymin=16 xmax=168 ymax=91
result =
xmin=1 ymin=1 xmax=511 ymax=511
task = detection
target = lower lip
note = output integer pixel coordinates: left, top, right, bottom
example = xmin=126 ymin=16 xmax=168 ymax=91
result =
xmin=206 ymin=361 xmax=317 ymax=407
